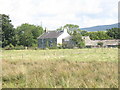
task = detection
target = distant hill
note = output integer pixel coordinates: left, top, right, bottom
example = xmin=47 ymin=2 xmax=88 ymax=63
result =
xmin=81 ymin=23 xmax=118 ymax=32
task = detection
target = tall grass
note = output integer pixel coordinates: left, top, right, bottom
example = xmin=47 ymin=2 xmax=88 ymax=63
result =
xmin=2 ymin=48 xmax=118 ymax=62
xmin=2 ymin=48 xmax=118 ymax=88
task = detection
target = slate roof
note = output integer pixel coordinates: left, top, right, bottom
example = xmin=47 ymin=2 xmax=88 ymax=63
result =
xmin=37 ymin=31 xmax=64 ymax=39
xmin=93 ymin=40 xmax=120 ymax=46
xmin=85 ymin=39 xmax=120 ymax=46
xmin=82 ymin=36 xmax=120 ymax=46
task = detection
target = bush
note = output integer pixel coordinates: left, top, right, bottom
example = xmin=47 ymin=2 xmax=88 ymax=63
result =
xmin=97 ymin=42 xmax=103 ymax=47
xmin=57 ymin=43 xmax=63 ymax=49
xmin=49 ymin=46 xmax=58 ymax=49
xmin=4 ymin=45 xmax=11 ymax=50
xmin=118 ymin=45 xmax=120 ymax=49
xmin=62 ymin=43 xmax=67 ymax=49
xmin=14 ymin=45 xmax=25 ymax=50
xmin=4 ymin=44 xmax=14 ymax=50
xmin=78 ymin=41 xmax=85 ymax=48
xmin=27 ymin=47 xmax=38 ymax=50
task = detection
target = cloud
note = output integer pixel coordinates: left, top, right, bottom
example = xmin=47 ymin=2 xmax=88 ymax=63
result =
xmin=0 ymin=0 xmax=118 ymax=29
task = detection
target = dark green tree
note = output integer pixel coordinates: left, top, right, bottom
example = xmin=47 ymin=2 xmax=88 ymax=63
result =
xmin=1 ymin=14 xmax=17 ymax=47
xmin=0 ymin=14 xmax=2 ymax=47
xmin=88 ymin=31 xmax=112 ymax=40
xmin=72 ymin=30 xmax=85 ymax=48
xmin=16 ymin=23 xmax=43 ymax=47
xmin=106 ymin=28 xmax=120 ymax=39
xmin=81 ymin=30 xmax=88 ymax=36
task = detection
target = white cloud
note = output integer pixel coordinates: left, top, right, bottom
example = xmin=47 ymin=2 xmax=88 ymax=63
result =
xmin=0 ymin=0 xmax=118 ymax=29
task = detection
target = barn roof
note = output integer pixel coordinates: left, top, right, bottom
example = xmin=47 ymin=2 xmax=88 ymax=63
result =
xmin=93 ymin=40 xmax=120 ymax=46
xmin=82 ymin=36 xmax=120 ymax=46
xmin=86 ymin=39 xmax=120 ymax=46
xmin=37 ymin=31 xmax=64 ymax=39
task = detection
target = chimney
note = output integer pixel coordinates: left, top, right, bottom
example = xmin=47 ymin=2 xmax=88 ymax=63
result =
xmin=64 ymin=28 xmax=68 ymax=33
xmin=44 ymin=27 xmax=47 ymax=33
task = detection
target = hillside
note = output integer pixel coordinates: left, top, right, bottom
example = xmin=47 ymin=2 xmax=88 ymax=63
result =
xmin=81 ymin=23 xmax=118 ymax=32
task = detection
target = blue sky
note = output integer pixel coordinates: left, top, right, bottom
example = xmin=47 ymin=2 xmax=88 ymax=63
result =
xmin=0 ymin=0 xmax=118 ymax=30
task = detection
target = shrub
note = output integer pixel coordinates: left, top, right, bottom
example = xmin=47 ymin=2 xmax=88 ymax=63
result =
xmin=97 ymin=42 xmax=103 ymax=47
xmin=4 ymin=44 xmax=14 ymax=50
xmin=118 ymin=45 xmax=120 ymax=49
xmin=49 ymin=46 xmax=58 ymax=49
xmin=62 ymin=43 xmax=67 ymax=49
xmin=9 ymin=44 xmax=14 ymax=49
xmin=57 ymin=43 xmax=63 ymax=49
xmin=4 ymin=45 xmax=11 ymax=50
xmin=14 ymin=45 xmax=25 ymax=50
xmin=78 ymin=41 xmax=85 ymax=48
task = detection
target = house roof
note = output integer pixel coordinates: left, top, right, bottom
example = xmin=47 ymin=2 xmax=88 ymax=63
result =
xmin=37 ymin=31 xmax=64 ymax=39
xmin=85 ymin=39 xmax=120 ymax=46
xmin=93 ymin=40 xmax=120 ymax=46
xmin=82 ymin=36 xmax=120 ymax=46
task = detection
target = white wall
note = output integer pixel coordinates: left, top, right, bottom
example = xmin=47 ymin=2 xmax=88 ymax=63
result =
xmin=57 ymin=29 xmax=70 ymax=44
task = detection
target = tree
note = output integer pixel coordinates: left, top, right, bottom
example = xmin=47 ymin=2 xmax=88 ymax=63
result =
xmin=57 ymin=26 xmax=63 ymax=31
xmin=57 ymin=24 xmax=81 ymax=35
xmin=106 ymin=28 xmax=120 ymax=39
xmin=0 ymin=14 xmax=2 ymax=47
xmin=16 ymin=23 xmax=43 ymax=47
xmin=72 ymin=30 xmax=85 ymax=48
xmin=88 ymin=31 xmax=112 ymax=40
xmin=81 ymin=30 xmax=88 ymax=36
xmin=1 ymin=14 xmax=17 ymax=47
xmin=64 ymin=24 xmax=80 ymax=34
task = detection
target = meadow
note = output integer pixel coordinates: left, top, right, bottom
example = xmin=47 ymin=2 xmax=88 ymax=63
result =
xmin=2 ymin=48 xmax=118 ymax=88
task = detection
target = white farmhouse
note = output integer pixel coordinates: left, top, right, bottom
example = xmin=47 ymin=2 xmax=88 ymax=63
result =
xmin=37 ymin=29 xmax=71 ymax=48
xmin=37 ymin=29 xmax=120 ymax=48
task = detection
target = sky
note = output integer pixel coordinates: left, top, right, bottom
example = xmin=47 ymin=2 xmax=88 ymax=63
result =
xmin=0 ymin=0 xmax=118 ymax=30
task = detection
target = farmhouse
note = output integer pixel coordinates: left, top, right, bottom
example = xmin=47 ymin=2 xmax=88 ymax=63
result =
xmin=37 ymin=29 xmax=72 ymax=48
xmin=37 ymin=29 xmax=120 ymax=48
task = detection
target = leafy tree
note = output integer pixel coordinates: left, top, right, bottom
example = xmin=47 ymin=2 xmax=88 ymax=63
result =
xmin=72 ymin=30 xmax=85 ymax=48
xmin=106 ymin=28 xmax=120 ymax=39
xmin=64 ymin=24 xmax=80 ymax=34
xmin=16 ymin=23 xmax=43 ymax=47
xmin=57 ymin=24 xmax=81 ymax=35
xmin=1 ymin=14 xmax=17 ymax=47
xmin=0 ymin=14 xmax=2 ymax=47
xmin=57 ymin=26 xmax=63 ymax=31
xmin=88 ymin=31 xmax=112 ymax=40
xmin=63 ymin=24 xmax=79 ymax=29
xmin=81 ymin=30 xmax=88 ymax=36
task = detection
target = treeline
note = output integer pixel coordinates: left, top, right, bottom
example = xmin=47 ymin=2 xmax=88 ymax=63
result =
xmin=1 ymin=14 xmax=43 ymax=49
xmin=1 ymin=14 xmax=120 ymax=49
xmin=57 ymin=24 xmax=120 ymax=40
xmin=81 ymin=28 xmax=120 ymax=40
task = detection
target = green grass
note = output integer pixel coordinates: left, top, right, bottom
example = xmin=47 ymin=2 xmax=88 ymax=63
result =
xmin=2 ymin=48 xmax=118 ymax=61
xmin=2 ymin=48 xmax=118 ymax=88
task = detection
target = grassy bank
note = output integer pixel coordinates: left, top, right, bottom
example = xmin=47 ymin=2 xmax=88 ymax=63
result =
xmin=2 ymin=48 xmax=118 ymax=88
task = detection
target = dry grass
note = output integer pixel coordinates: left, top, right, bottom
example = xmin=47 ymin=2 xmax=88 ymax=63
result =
xmin=2 ymin=48 xmax=118 ymax=88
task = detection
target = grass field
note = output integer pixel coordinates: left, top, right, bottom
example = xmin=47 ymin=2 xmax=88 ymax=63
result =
xmin=2 ymin=48 xmax=118 ymax=88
